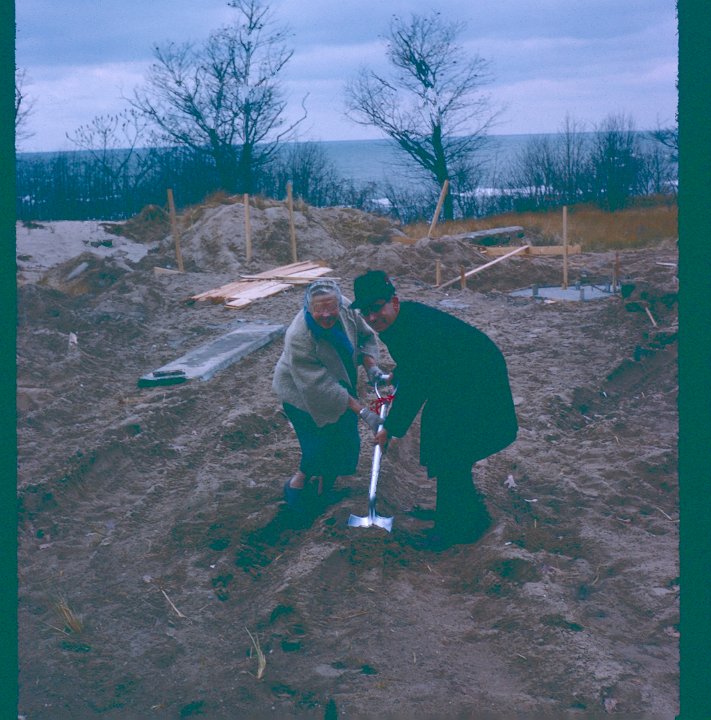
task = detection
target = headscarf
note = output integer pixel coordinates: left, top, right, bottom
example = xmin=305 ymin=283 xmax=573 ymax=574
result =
xmin=303 ymin=279 xmax=357 ymax=393
xmin=303 ymin=278 xmax=344 ymax=312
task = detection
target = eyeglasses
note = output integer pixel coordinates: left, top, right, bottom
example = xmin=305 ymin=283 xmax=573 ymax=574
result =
xmin=310 ymin=300 xmax=340 ymax=317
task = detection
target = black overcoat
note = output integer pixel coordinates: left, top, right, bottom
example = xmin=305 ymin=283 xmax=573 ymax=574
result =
xmin=379 ymin=301 xmax=518 ymax=475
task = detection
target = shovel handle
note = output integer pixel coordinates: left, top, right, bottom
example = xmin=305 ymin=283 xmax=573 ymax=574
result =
xmin=367 ymin=395 xmax=391 ymax=501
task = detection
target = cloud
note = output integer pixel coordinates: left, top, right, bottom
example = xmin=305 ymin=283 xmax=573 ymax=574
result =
xmin=286 ymin=41 xmax=388 ymax=81
xmin=16 ymin=0 xmax=677 ymax=152
xmin=20 ymin=62 xmax=147 ymax=152
xmin=492 ymin=66 xmax=677 ymax=135
xmin=16 ymin=0 xmax=233 ymax=66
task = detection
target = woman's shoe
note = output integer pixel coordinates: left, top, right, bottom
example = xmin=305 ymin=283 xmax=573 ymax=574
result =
xmin=283 ymin=477 xmax=305 ymax=510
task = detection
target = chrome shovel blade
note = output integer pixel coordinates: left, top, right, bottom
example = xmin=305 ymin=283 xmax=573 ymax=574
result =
xmin=347 ymin=511 xmax=393 ymax=532
xmin=348 ymin=382 xmax=395 ymax=532
xmin=347 ymin=514 xmax=371 ymax=528
xmin=373 ymin=515 xmax=393 ymax=532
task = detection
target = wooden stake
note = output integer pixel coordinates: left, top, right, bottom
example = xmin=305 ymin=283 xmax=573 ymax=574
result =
xmin=286 ymin=182 xmax=298 ymax=263
xmin=427 ymin=180 xmax=450 ymax=238
xmin=167 ymin=188 xmax=184 ymax=273
xmin=435 ymin=259 xmax=442 ymax=286
xmin=159 ymin=587 xmax=187 ymax=619
xmin=244 ymin=193 xmax=252 ymax=261
xmin=562 ymin=205 xmax=568 ymax=290
xmin=644 ymin=306 xmax=658 ymax=327
xmin=460 ymin=264 xmax=466 ymax=289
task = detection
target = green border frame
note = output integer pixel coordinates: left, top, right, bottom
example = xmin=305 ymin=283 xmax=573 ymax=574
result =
xmin=678 ymin=1 xmax=711 ymax=718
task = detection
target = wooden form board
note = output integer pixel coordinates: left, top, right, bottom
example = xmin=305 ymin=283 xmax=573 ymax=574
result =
xmin=190 ymin=260 xmax=333 ymax=309
xmin=467 ymin=226 xmax=524 ymax=242
xmin=483 ymin=244 xmax=581 ymax=257
xmin=138 ymin=321 xmax=285 ymax=386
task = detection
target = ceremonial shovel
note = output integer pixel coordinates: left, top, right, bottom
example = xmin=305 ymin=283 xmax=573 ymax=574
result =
xmin=348 ymin=382 xmax=394 ymax=532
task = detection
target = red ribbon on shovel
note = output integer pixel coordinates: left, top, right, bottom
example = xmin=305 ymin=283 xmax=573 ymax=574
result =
xmin=370 ymin=394 xmax=395 ymax=413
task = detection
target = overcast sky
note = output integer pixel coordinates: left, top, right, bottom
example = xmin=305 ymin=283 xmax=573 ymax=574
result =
xmin=15 ymin=0 xmax=678 ymax=153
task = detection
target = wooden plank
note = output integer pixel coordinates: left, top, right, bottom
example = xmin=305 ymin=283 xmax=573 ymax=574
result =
xmin=244 ymin=193 xmax=252 ymax=261
xmin=439 ymin=245 xmax=530 ymax=289
xmin=287 ymin=182 xmax=298 ymax=263
xmin=483 ymin=244 xmax=581 ymax=257
xmin=240 ymin=266 xmax=331 ymax=281
xmin=194 ymin=280 xmax=287 ymax=304
xmin=533 ymin=244 xmax=581 ymax=256
xmin=193 ymin=278 xmax=284 ymax=302
xmin=167 ymin=188 xmax=184 ymax=272
xmin=480 ymin=245 xmax=530 ymax=257
xmin=224 ymin=283 xmax=291 ymax=308
xmin=228 ymin=281 xmax=291 ymax=300
xmin=223 ymin=298 xmax=254 ymax=309
xmin=562 ymin=206 xmax=569 ymax=289
xmin=247 ymin=273 xmax=338 ymax=285
xmin=191 ymin=280 xmax=257 ymax=301
xmin=243 ymin=260 xmax=324 ymax=279
xmin=428 ymin=180 xmax=449 ymax=238
xmin=191 ymin=261 xmax=333 ymax=308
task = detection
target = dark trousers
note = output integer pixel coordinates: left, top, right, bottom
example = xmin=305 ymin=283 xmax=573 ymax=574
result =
xmin=432 ymin=458 xmax=492 ymax=541
xmin=283 ymin=403 xmax=360 ymax=481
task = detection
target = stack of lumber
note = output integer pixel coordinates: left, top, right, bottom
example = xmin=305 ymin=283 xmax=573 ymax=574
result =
xmin=190 ymin=261 xmax=334 ymax=309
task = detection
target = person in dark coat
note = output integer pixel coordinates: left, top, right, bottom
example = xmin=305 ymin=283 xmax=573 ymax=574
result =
xmin=351 ymin=270 xmax=518 ymax=549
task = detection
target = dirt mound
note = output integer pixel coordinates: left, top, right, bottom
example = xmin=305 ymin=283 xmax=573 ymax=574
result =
xmin=100 ymin=204 xmax=170 ymax=244
xmin=16 ymin=203 xmax=679 ymax=719
xmin=129 ymin=201 xmax=407 ymax=275
xmin=38 ymin=252 xmax=133 ymax=296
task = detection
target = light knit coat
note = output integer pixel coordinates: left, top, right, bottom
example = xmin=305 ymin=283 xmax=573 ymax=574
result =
xmin=272 ymin=307 xmax=379 ymax=427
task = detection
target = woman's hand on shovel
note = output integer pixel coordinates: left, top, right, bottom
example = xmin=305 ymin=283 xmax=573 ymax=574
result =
xmin=358 ymin=407 xmax=382 ymax=433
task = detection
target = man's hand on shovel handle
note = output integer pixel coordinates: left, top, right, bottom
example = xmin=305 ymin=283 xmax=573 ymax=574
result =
xmin=374 ymin=428 xmax=389 ymax=449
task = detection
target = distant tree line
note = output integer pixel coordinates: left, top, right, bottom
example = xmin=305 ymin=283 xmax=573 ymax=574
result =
xmin=15 ymin=1 xmax=676 ymax=223
xmin=15 ymin=139 xmax=377 ymax=221
xmin=15 ymin=117 xmax=678 ymax=223
xmin=499 ymin=114 xmax=677 ymax=213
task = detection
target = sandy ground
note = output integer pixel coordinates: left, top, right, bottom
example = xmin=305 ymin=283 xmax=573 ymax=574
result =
xmin=17 ymin=202 xmax=679 ymax=719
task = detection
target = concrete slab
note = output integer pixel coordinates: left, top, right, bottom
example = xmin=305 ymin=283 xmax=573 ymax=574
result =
xmin=510 ymin=284 xmax=617 ymax=302
xmin=138 ymin=321 xmax=285 ymax=387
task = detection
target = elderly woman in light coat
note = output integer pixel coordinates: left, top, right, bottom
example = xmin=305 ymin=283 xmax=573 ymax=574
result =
xmin=273 ymin=279 xmax=387 ymax=511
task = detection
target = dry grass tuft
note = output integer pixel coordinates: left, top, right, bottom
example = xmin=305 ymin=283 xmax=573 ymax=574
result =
xmin=198 ymin=190 xmax=238 ymax=208
xmin=54 ymin=595 xmax=83 ymax=635
xmin=405 ymin=198 xmax=677 ymax=251
xmin=250 ymin=193 xmax=282 ymax=210
xmin=245 ymin=627 xmax=266 ymax=680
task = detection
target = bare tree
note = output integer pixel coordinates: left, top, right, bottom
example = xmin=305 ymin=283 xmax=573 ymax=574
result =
xmin=66 ymin=110 xmax=155 ymax=215
xmin=345 ymin=11 xmax=499 ymax=221
xmin=15 ymin=68 xmax=35 ymax=145
xmin=649 ymin=124 xmax=678 ymax=164
xmin=67 ymin=109 xmax=149 ymax=177
xmin=557 ymin=114 xmax=589 ymax=204
xmin=131 ymin=0 xmax=304 ymax=194
xmin=589 ymin=114 xmax=645 ymax=211
xmin=507 ymin=134 xmax=559 ymax=208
